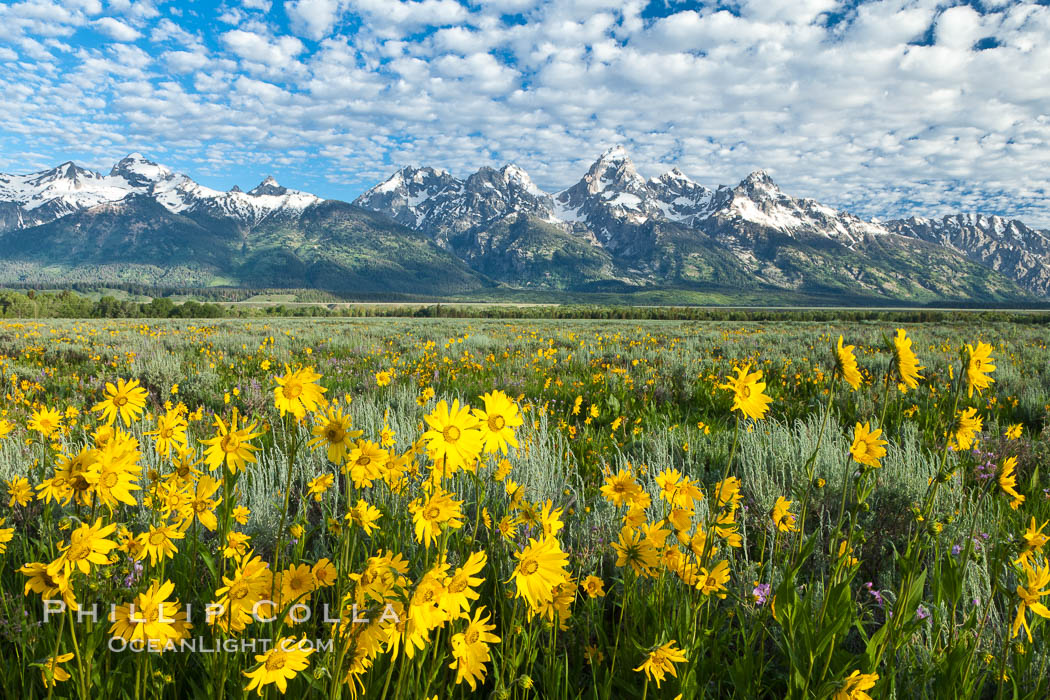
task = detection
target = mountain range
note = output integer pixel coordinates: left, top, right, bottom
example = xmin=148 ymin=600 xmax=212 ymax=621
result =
xmin=1 ymin=148 xmax=1048 ymax=304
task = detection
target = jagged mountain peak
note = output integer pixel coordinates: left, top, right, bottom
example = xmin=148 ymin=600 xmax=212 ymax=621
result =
xmin=737 ymin=169 xmax=781 ymax=195
xmin=31 ymin=161 xmax=99 ymax=185
xmin=653 ymin=167 xmax=692 ymax=184
xmin=499 ymin=163 xmax=544 ymax=196
xmin=596 ymin=144 xmax=630 ymax=163
xmin=0 ymin=155 xmax=323 ymax=233
xmin=110 ymin=153 xmax=172 ymax=188
xmin=570 ymin=146 xmax=647 ymax=202
xmin=1 ymin=150 xmax=1046 ymax=302
xmin=249 ymin=176 xmax=286 ymax=196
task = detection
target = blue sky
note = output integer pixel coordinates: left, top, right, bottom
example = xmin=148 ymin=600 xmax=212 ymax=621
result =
xmin=1 ymin=0 xmax=1049 ymax=225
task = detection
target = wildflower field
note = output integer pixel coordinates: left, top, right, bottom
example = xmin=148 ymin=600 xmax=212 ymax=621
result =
xmin=0 ymin=316 xmax=1049 ymax=699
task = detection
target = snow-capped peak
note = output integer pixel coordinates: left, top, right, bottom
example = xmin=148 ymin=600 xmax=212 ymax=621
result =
xmin=597 ymin=144 xmax=629 ymax=163
xmin=0 ymin=156 xmax=323 ymax=231
xmin=109 ymin=153 xmax=172 ymax=188
xmin=500 ymin=164 xmax=544 ymax=197
xmin=652 ymin=167 xmax=693 ymax=185
xmin=249 ymin=176 xmax=286 ymax=196
xmin=741 ymin=169 xmax=777 ymax=188
xmin=27 ymin=161 xmax=101 ymax=186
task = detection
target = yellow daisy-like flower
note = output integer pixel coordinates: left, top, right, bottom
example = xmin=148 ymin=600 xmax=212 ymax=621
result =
xmin=1012 ymin=562 xmax=1050 ymax=642
xmin=473 ymin=390 xmax=523 ymax=455
xmin=714 ymin=476 xmax=741 ymax=511
xmin=835 ymin=336 xmax=863 ymax=390
xmin=28 ymin=406 xmax=63 ymax=437
xmin=93 ymin=378 xmax=149 ymax=425
xmin=214 ymin=553 xmax=274 ymax=632
xmin=7 ymin=476 xmax=33 ymax=507
xmin=612 ymin=526 xmax=659 ymax=576
xmin=582 ymin=575 xmax=605 ymax=598
xmin=109 ymin=579 xmax=191 ymax=648
xmin=964 ymin=341 xmax=996 ymax=398
xmin=850 ymin=422 xmax=888 ymax=469
xmin=634 ymin=640 xmax=688 ymax=688
xmin=312 ymin=559 xmax=337 ymax=587
xmin=243 ymin=637 xmax=314 ymax=696
xmin=719 ymin=364 xmax=773 ymax=421
xmin=19 ymin=561 xmax=76 ymax=608
xmin=273 ymin=365 xmax=327 ymax=419
xmin=307 ymin=407 xmax=362 ymax=465
xmin=1004 ymin=423 xmax=1023 ymax=440
xmin=998 ymin=456 xmax=1025 ymax=510
xmin=306 ymin=473 xmax=334 ymax=502
xmin=349 ymin=499 xmax=383 ymax=536
xmin=138 ymin=524 xmax=185 ymax=566
xmin=953 ymin=407 xmax=982 ymax=451
xmin=48 ymin=517 xmax=119 ymax=578
xmin=1014 ymin=517 xmax=1049 ymax=567
xmin=409 ymin=484 xmax=464 ymax=548
xmin=600 ymin=469 xmax=645 ymax=508
xmin=0 ymin=517 xmax=14 ymax=554
xmin=511 ymin=535 xmax=570 ymax=610
xmin=200 ymin=409 xmax=263 ymax=475
xmin=448 ymin=606 xmax=501 ymax=691
xmin=892 ymin=329 xmax=924 ymax=390
xmin=1012 ymin=559 xmax=1050 ymax=642
xmin=423 ymin=399 xmax=483 ymax=473
xmin=40 ymin=651 xmax=75 ymax=688
xmin=772 ymin=496 xmax=798 ymax=533
xmin=834 ymin=670 xmax=878 ymax=700
xmin=144 ymin=409 xmax=188 ymax=458
xmin=697 ymin=559 xmax=730 ymax=598
xmin=345 ymin=439 xmax=387 ymax=488
xmin=187 ymin=474 xmax=221 ymax=531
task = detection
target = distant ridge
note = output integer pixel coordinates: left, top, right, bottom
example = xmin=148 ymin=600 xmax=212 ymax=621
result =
xmin=0 ymin=150 xmax=1045 ymax=303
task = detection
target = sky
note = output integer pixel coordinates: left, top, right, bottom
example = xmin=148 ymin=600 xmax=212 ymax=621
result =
xmin=1 ymin=0 xmax=1049 ymax=226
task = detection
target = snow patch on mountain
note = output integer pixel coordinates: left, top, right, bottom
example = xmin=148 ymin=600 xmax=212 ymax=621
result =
xmin=0 ymin=155 xmax=322 ymax=232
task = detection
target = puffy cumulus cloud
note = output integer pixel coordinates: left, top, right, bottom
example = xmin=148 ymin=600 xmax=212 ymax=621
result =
xmin=432 ymin=52 xmax=519 ymax=93
xmin=94 ymin=16 xmax=142 ymax=41
xmin=2 ymin=0 xmax=1050 ymax=226
xmin=105 ymin=0 xmax=160 ymax=22
xmin=162 ymin=49 xmax=209 ymax=73
xmin=345 ymin=0 xmax=471 ymax=38
xmin=286 ymin=0 xmax=347 ymax=41
xmin=220 ymin=29 xmax=305 ymax=71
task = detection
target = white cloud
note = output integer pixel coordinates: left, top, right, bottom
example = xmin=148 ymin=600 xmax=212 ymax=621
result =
xmin=286 ymin=0 xmax=346 ymax=41
xmin=94 ymin=16 xmax=142 ymax=41
xmin=105 ymin=0 xmax=159 ymax=21
xmin=162 ymin=49 xmax=209 ymax=72
xmin=432 ymin=52 xmax=518 ymax=92
xmin=221 ymin=29 xmax=304 ymax=68
xmin=346 ymin=0 xmax=471 ymax=37
xmin=3 ymin=0 xmax=1050 ymax=226
xmin=149 ymin=18 xmax=203 ymax=48
xmin=63 ymin=0 xmax=104 ymax=12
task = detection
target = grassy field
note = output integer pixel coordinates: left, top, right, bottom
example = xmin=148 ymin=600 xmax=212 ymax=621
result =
xmin=0 ymin=317 xmax=1048 ymax=698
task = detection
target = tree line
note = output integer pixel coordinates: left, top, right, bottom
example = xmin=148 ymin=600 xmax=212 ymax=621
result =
xmin=1 ymin=289 xmax=1049 ymax=324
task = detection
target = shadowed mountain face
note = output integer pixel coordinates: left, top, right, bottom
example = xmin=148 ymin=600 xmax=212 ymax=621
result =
xmin=0 ymin=150 xmax=1045 ymax=303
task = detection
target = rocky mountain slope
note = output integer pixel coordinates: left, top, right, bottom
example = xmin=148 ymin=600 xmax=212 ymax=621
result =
xmin=0 ymin=150 xmax=1046 ymax=303
xmin=0 ymin=156 xmax=487 ymax=295
xmin=356 ymin=147 xmax=1043 ymax=302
